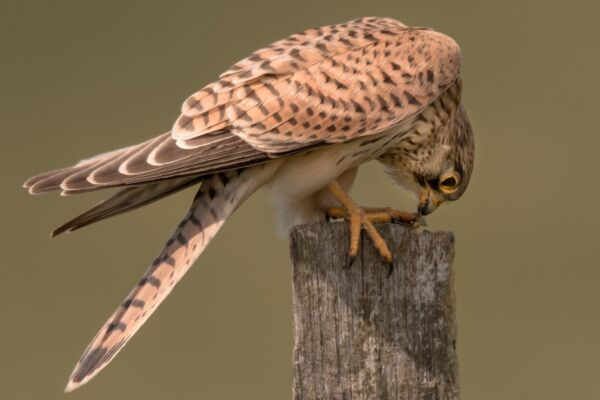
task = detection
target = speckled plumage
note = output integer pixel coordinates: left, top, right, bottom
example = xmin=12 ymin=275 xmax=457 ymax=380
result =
xmin=23 ymin=17 xmax=474 ymax=391
xmin=174 ymin=17 xmax=460 ymax=153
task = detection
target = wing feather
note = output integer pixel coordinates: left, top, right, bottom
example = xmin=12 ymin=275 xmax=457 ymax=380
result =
xmin=172 ymin=17 xmax=461 ymax=153
xmin=52 ymin=176 xmax=201 ymax=236
xmin=24 ymin=131 xmax=268 ymax=194
xmin=25 ymin=17 xmax=461 ymax=195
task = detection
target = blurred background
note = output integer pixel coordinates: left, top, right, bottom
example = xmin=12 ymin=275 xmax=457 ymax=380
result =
xmin=1 ymin=0 xmax=599 ymax=399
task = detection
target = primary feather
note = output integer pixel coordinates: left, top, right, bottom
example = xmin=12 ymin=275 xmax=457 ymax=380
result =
xmin=51 ymin=176 xmax=202 ymax=236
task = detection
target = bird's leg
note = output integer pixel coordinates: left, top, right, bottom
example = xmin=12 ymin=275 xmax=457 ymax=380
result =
xmin=326 ymin=181 xmax=426 ymax=273
xmin=325 ymin=181 xmax=394 ymax=271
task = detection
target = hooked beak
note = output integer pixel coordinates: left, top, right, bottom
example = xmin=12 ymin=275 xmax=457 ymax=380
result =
xmin=418 ymin=189 xmax=444 ymax=216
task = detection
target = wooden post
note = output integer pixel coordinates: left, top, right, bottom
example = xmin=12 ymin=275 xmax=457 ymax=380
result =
xmin=290 ymin=222 xmax=458 ymax=400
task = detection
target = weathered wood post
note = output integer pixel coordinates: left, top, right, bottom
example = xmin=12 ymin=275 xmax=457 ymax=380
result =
xmin=290 ymin=222 xmax=458 ymax=400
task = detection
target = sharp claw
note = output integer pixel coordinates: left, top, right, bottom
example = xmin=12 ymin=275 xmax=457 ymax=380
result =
xmin=389 ymin=212 xmax=426 ymax=228
xmin=385 ymin=259 xmax=394 ymax=278
xmin=345 ymin=254 xmax=356 ymax=270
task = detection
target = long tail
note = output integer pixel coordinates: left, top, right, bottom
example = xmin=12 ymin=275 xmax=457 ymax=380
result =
xmin=64 ymin=165 xmax=273 ymax=392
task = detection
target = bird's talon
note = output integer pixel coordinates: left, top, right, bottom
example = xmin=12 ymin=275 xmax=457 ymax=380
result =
xmin=400 ymin=213 xmax=427 ymax=228
xmin=345 ymin=255 xmax=356 ymax=270
xmin=385 ymin=260 xmax=394 ymax=278
xmin=390 ymin=216 xmax=410 ymax=226
xmin=327 ymin=182 xmax=411 ymax=268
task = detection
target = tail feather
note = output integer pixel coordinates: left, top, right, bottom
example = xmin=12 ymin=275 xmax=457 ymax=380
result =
xmin=64 ymin=165 xmax=274 ymax=392
xmin=52 ymin=176 xmax=202 ymax=236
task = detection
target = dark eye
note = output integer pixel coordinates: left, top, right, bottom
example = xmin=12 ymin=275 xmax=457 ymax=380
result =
xmin=439 ymin=172 xmax=460 ymax=193
xmin=440 ymin=176 xmax=457 ymax=188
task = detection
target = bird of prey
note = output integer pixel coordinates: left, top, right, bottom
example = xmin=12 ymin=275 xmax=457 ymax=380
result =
xmin=23 ymin=17 xmax=474 ymax=391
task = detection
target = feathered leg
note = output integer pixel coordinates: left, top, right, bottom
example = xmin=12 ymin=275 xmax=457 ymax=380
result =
xmin=65 ymin=165 xmax=276 ymax=392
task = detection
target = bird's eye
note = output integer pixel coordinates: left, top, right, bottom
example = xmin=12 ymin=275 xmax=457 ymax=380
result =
xmin=439 ymin=172 xmax=460 ymax=193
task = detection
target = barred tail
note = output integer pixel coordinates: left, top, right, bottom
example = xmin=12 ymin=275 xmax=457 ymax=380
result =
xmin=64 ymin=165 xmax=274 ymax=392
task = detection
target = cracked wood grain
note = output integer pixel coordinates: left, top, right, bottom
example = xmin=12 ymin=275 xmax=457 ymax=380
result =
xmin=290 ymin=222 xmax=458 ymax=400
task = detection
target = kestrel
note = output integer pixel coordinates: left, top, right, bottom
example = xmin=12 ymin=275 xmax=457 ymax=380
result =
xmin=23 ymin=17 xmax=474 ymax=391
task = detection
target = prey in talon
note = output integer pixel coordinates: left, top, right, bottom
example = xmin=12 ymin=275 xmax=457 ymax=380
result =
xmin=23 ymin=17 xmax=474 ymax=391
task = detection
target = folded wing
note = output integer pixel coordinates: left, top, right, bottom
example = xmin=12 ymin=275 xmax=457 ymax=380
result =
xmin=173 ymin=17 xmax=462 ymax=153
xmin=23 ymin=130 xmax=268 ymax=194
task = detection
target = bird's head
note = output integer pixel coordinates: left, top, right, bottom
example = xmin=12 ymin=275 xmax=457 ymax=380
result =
xmin=379 ymin=106 xmax=474 ymax=216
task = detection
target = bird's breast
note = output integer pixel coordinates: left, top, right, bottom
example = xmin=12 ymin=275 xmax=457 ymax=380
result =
xmin=264 ymin=128 xmax=408 ymax=234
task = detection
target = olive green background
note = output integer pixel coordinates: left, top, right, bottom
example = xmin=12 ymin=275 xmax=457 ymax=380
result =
xmin=1 ymin=0 xmax=598 ymax=399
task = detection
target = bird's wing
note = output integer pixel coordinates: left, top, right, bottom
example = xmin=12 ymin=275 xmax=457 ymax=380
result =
xmin=173 ymin=17 xmax=462 ymax=153
xmin=23 ymin=130 xmax=269 ymax=194
xmin=24 ymin=17 xmax=460 ymax=195
xmin=51 ymin=176 xmax=202 ymax=236
xmin=64 ymin=167 xmax=274 ymax=392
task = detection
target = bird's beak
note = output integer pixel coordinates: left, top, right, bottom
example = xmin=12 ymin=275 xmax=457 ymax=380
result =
xmin=417 ymin=189 xmax=444 ymax=216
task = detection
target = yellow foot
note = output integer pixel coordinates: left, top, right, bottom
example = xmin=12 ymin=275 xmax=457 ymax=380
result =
xmin=326 ymin=207 xmax=426 ymax=227
xmin=326 ymin=181 xmax=426 ymax=276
